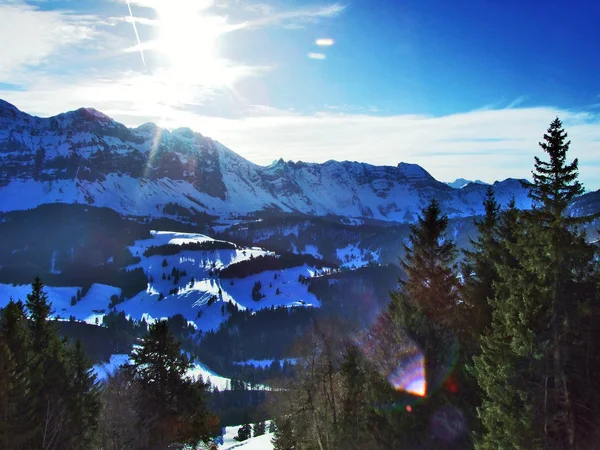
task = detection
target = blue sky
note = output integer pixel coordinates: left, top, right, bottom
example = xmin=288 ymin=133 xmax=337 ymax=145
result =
xmin=0 ymin=0 xmax=599 ymax=188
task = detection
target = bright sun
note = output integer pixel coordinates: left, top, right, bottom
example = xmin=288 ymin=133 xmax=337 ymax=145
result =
xmin=153 ymin=1 xmax=235 ymax=87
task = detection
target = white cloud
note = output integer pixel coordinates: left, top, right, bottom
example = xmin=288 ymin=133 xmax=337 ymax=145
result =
xmin=308 ymin=52 xmax=327 ymax=60
xmin=316 ymin=38 xmax=335 ymax=46
xmin=0 ymin=3 xmax=98 ymax=81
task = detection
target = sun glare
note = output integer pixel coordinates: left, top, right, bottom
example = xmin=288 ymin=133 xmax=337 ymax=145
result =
xmin=153 ymin=1 xmax=234 ymax=87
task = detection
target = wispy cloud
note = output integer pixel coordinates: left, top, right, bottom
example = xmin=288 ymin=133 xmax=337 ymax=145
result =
xmin=239 ymin=2 xmax=346 ymax=30
xmin=0 ymin=2 xmax=99 ymax=81
xmin=506 ymin=95 xmax=527 ymax=109
xmin=308 ymin=52 xmax=327 ymax=60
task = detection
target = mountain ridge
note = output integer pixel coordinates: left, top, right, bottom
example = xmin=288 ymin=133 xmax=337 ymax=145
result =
xmin=0 ymin=99 xmax=534 ymax=222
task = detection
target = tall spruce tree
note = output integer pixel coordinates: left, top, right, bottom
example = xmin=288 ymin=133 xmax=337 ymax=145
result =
xmin=383 ymin=199 xmax=472 ymax=448
xmin=0 ymin=300 xmax=36 ymax=449
xmin=395 ymin=199 xmax=459 ymax=327
xmin=391 ymin=199 xmax=460 ymax=368
xmin=460 ymin=188 xmax=501 ymax=346
xmin=525 ymin=118 xmax=598 ymax=448
xmin=26 ymin=277 xmax=74 ymax=450
xmin=472 ymin=118 xmax=600 ymax=449
xmin=130 ymin=320 xmax=216 ymax=449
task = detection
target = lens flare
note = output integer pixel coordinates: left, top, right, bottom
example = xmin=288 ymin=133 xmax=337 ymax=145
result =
xmin=357 ymin=313 xmax=460 ymax=402
xmin=358 ymin=314 xmax=427 ymax=398
xmin=389 ymin=349 xmax=426 ymax=396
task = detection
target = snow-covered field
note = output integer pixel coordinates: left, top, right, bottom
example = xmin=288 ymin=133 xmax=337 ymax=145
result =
xmin=116 ymin=231 xmax=324 ymax=331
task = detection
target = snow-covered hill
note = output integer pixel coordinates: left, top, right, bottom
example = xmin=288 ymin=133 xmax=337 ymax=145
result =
xmin=0 ymin=99 xmax=532 ymax=222
xmin=0 ymin=230 xmax=327 ymax=331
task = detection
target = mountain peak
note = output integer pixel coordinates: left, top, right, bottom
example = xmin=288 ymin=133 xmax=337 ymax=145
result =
xmin=0 ymin=99 xmax=23 ymax=120
xmin=397 ymin=162 xmax=434 ymax=180
xmin=66 ymin=107 xmax=112 ymax=123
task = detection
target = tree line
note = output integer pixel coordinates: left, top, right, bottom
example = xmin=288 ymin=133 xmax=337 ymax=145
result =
xmin=143 ymin=239 xmax=237 ymax=257
xmin=269 ymin=118 xmax=600 ymax=449
xmin=219 ymin=253 xmax=337 ymax=279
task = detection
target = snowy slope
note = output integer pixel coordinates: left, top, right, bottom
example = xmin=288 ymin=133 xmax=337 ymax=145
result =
xmin=119 ymin=231 xmax=324 ymax=332
xmin=92 ymin=354 xmax=130 ymax=381
xmin=93 ymin=353 xmax=235 ymax=391
xmin=0 ymin=282 xmax=121 ymax=324
xmin=336 ymin=244 xmax=379 ymax=269
xmin=0 ymin=99 xmax=533 ymax=223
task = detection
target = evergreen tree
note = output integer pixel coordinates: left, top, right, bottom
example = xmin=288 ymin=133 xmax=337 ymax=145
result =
xmin=470 ymin=202 xmax=534 ymax=449
xmin=271 ymin=418 xmax=296 ymax=450
xmin=26 ymin=277 xmax=74 ymax=450
xmin=382 ymin=199 xmax=472 ymax=448
xmin=391 ymin=199 xmax=460 ymax=376
xmin=524 ymin=117 xmax=598 ymax=448
xmin=130 ymin=320 xmax=217 ymax=449
xmin=460 ymin=187 xmax=501 ymax=345
xmin=0 ymin=300 xmax=35 ymax=449
xmin=234 ymin=423 xmax=252 ymax=441
xmin=0 ymin=280 xmax=101 ymax=450
xmin=397 ymin=199 xmax=459 ymax=329
xmin=472 ymin=118 xmax=600 ymax=449
xmin=253 ymin=421 xmax=267 ymax=437
xmin=64 ymin=340 xmax=100 ymax=448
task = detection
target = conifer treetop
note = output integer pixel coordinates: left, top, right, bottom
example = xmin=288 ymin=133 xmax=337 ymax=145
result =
xmin=528 ymin=117 xmax=584 ymax=221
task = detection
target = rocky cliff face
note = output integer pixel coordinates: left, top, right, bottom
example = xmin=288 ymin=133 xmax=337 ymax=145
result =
xmin=0 ymin=99 xmax=533 ymax=221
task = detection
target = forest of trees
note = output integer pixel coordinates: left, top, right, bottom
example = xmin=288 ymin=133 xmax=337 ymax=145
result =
xmin=0 ymin=279 xmax=219 ymax=449
xmin=143 ymin=239 xmax=237 ymax=257
xmin=268 ymin=119 xmax=600 ymax=449
xmin=219 ymin=253 xmax=336 ymax=279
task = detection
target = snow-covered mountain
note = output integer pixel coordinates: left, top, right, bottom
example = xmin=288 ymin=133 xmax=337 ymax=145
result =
xmin=446 ymin=178 xmax=489 ymax=189
xmin=0 ymin=99 xmax=531 ymax=222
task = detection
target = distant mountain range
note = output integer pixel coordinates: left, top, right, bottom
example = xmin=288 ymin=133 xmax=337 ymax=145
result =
xmin=0 ymin=99 xmax=570 ymax=223
xmin=445 ymin=178 xmax=489 ymax=189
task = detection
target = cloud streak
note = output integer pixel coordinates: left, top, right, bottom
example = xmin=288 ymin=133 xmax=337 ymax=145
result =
xmin=238 ymin=2 xmax=346 ymax=29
